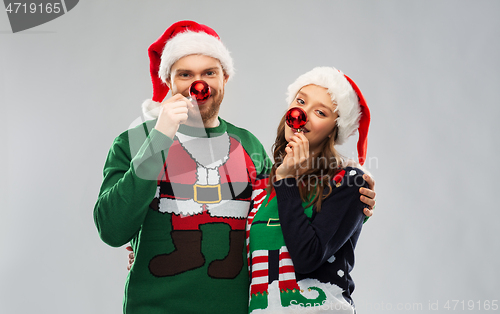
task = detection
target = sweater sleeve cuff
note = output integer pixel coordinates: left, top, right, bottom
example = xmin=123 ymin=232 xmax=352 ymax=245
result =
xmin=273 ymin=178 xmax=301 ymax=198
xmin=131 ymin=128 xmax=174 ymax=180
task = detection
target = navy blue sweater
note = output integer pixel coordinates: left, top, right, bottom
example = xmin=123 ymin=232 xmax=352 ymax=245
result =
xmin=274 ymin=167 xmax=368 ymax=305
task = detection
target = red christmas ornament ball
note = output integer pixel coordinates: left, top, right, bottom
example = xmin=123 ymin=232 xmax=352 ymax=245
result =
xmin=285 ymin=107 xmax=307 ymax=129
xmin=189 ymin=80 xmax=211 ymax=103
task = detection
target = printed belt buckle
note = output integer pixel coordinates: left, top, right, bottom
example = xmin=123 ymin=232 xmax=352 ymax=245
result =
xmin=267 ymin=218 xmax=280 ymax=227
xmin=193 ymin=184 xmax=222 ymax=204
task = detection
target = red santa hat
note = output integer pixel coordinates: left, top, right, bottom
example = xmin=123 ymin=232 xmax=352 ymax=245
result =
xmin=286 ymin=67 xmax=371 ymax=165
xmin=142 ymin=20 xmax=234 ymax=119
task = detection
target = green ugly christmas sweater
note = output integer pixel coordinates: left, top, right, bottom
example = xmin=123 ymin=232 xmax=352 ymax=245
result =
xmin=94 ymin=118 xmax=272 ymax=314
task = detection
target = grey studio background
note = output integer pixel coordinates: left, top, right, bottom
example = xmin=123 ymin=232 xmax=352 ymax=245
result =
xmin=1 ymin=1 xmax=499 ymax=313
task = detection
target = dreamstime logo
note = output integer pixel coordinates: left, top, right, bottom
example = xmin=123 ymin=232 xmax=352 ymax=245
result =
xmin=3 ymin=0 xmax=79 ymax=33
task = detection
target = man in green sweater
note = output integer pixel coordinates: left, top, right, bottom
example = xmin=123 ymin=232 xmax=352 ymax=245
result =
xmin=94 ymin=20 xmax=376 ymax=314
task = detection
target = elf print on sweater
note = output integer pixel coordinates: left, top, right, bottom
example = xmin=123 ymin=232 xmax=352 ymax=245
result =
xmin=246 ymin=168 xmax=367 ymax=313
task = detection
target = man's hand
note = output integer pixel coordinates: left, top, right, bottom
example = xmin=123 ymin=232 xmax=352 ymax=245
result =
xmin=154 ymin=94 xmax=193 ymax=139
xmin=360 ymin=174 xmax=376 ymax=217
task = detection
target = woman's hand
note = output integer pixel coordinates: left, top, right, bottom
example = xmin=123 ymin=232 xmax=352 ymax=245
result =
xmin=126 ymin=246 xmax=135 ymax=271
xmin=275 ymin=132 xmax=309 ymax=181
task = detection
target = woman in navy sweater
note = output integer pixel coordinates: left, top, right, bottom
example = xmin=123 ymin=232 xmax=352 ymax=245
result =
xmin=246 ymin=66 xmax=371 ymax=313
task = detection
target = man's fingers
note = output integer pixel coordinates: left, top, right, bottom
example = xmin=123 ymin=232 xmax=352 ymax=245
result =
xmin=360 ymin=187 xmax=376 ymax=200
xmin=360 ymin=195 xmax=376 ymax=208
xmin=363 ymin=207 xmax=373 ymax=217
xmin=164 ymin=93 xmax=191 ymax=105
xmin=165 ymin=100 xmax=190 ymax=111
xmin=171 ymin=107 xmax=189 ymax=119
xmin=162 ymin=105 xmax=189 ymax=124
xmin=363 ymin=174 xmax=375 ymax=190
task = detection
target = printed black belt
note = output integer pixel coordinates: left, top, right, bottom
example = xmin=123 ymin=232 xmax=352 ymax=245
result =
xmin=159 ymin=182 xmax=252 ymax=204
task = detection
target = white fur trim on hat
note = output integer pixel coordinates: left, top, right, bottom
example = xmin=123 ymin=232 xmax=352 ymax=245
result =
xmin=159 ymin=31 xmax=234 ymax=83
xmin=142 ymin=99 xmax=162 ymax=120
xmin=286 ymin=67 xmax=360 ymax=145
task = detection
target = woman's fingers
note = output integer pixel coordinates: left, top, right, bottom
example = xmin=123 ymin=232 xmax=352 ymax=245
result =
xmin=126 ymin=246 xmax=135 ymax=271
xmin=291 ymin=133 xmax=309 ymax=165
xmin=280 ymin=132 xmax=311 ymax=180
xmin=298 ymin=133 xmax=309 ymax=163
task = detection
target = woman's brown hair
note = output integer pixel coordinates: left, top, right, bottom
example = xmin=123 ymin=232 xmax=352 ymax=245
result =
xmin=268 ymin=113 xmax=344 ymax=212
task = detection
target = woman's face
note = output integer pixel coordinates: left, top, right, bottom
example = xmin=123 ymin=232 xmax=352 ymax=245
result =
xmin=285 ymin=84 xmax=339 ymax=153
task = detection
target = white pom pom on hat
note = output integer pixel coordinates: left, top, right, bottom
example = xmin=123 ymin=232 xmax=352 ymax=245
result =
xmin=286 ymin=67 xmax=371 ymax=165
xmin=142 ymin=20 xmax=234 ymax=120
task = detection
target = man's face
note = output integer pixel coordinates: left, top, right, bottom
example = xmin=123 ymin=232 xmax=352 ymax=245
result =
xmin=167 ymin=54 xmax=228 ymax=125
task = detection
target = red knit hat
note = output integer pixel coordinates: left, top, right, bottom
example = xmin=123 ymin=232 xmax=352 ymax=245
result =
xmin=142 ymin=20 xmax=234 ymax=119
xmin=286 ymin=67 xmax=371 ymax=165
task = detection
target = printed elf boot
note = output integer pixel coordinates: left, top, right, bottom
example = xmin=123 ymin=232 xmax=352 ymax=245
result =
xmin=249 ymin=291 xmax=269 ymax=313
xmin=149 ymin=230 xmax=205 ymax=277
xmin=207 ymin=230 xmax=245 ymax=279
xmin=280 ymin=286 xmax=327 ymax=308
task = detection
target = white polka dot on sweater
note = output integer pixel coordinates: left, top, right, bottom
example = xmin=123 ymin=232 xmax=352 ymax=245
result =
xmin=349 ymin=170 xmax=357 ymax=176
xmin=327 ymin=255 xmax=336 ymax=263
